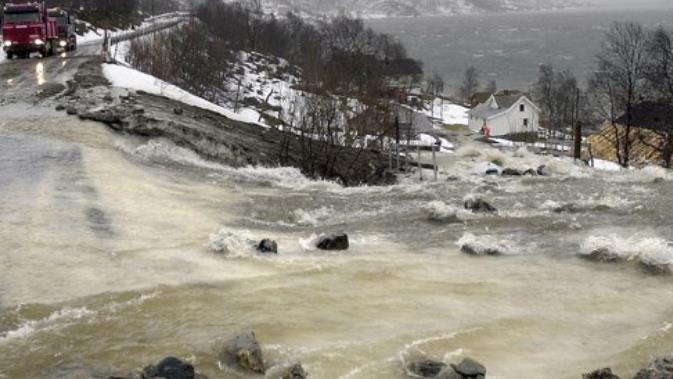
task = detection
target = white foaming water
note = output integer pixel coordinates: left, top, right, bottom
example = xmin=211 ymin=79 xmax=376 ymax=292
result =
xmin=580 ymin=233 xmax=673 ymax=268
xmin=116 ymin=138 xmax=346 ymax=191
xmin=0 ymin=307 xmax=95 ymax=344
xmin=456 ymin=233 xmax=512 ymax=256
xmin=424 ymin=201 xmax=465 ymax=223
xmin=291 ymin=207 xmax=334 ymax=227
xmin=208 ymin=228 xmax=257 ymax=257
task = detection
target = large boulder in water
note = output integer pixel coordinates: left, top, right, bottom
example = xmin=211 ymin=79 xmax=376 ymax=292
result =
xmin=537 ymin=165 xmax=551 ymax=176
xmin=523 ymin=168 xmax=537 ymax=176
xmin=582 ymin=368 xmax=620 ymax=379
xmin=257 ymin=239 xmax=278 ymax=254
xmin=140 ymin=357 xmax=208 ymax=379
xmin=464 ymin=198 xmax=497 ymax=214
xmin=633 ymin=355 xmax=673 ymax=379
xmin=407 ymin=359 xmax=447 ymax=377
xmin=461 ymin=244 xmax=504 ymax=256
xmin=450 ymin=357 xmax=486 ymax=378
xmin=219 ymin=331 xmax=265 ymax=374
xmin=317 ymin=233 xmax=349 ymax=251
xmin=281 ymin=363 xmax=307 ymax=379
xmin=501 ymin=168 xmax=523 ymax=176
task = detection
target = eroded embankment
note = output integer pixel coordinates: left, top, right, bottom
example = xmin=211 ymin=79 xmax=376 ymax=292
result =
xmin=57 ymin=59 xmax=394 ymax=186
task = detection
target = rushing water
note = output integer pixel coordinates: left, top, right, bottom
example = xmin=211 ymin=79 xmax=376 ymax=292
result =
xmin=1 ymin=104 xmax=673 ymax=378
xmin=367 ymin=7 xmax=673 ymax=92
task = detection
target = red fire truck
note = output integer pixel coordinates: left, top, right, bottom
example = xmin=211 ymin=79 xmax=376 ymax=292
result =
xmin=2 ymin=2 xmax=58 ymax=59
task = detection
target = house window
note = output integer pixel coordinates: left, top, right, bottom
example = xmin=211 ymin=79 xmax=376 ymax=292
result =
xmin=523 ymin=118 xmax=529 ymax=127
xmin=520 ymin=104 xmax=525 ymax=112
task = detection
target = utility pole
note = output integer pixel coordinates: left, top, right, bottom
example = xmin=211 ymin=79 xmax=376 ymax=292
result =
xmin=573 ymin=88 xmax=581 ymax=160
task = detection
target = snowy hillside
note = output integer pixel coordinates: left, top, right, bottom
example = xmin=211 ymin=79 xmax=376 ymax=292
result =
xmin=259 ymin=0 xmax=586 ymax=18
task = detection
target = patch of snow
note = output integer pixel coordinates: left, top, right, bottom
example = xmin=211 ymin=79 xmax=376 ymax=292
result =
xmin=590 ymin=159 xmax=622 ymax=172
xmin=102 ymin=63 xmax=263 ymax=125
xmin=424 ymin=98 xmax=469 ymax=126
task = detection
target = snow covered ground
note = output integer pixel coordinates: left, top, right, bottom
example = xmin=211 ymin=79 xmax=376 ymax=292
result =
xmin=103 ymin=64 xmax=264 ymax=125
xmin=424 ymin=98 xmax=469 ymax=126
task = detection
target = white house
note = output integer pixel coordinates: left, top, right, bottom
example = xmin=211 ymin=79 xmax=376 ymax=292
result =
xmin=467 ymin=91 xmax=541 ymax=136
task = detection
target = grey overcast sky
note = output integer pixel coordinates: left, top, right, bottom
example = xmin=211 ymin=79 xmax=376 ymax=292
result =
xmin=590 ymin=0 xmax=672 ymax=7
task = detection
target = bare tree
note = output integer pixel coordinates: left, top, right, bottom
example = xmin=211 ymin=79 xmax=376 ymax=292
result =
xmin=589 ymin=22 xmax=649 ymax=168
xmin=641 ymin=27 xmax=673 ymax=167
xmin=459 ymin=66 xmax=480 ymax=102
xmin=533 ymin=64 xmax=579 ymax=134
xmin=486 ymin=79 xmax=497 ymax=94
xmin=427 ymin=72 xmax=444 ymax=121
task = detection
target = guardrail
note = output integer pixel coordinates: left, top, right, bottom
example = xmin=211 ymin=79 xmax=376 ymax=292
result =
xmin=109 ymin=17 xmax=189 ymax=45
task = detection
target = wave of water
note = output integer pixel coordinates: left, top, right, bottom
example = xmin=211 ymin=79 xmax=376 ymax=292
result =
xmin=580 ymin=233 xmax=673 ymax=270
xmin=0 ymin=292 xmax=160 ymax=344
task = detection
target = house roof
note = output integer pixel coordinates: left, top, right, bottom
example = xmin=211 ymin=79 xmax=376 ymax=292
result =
xmin=470 ymin=91 xmax=493 ymax=106
xmin=615 ymin=101 xmax=673 ymax=132
xmin=468 ymin=90 xmax=540 ymax=120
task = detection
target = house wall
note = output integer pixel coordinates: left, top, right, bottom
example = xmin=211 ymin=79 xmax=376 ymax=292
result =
xmin=468 ymin=97 xmax=540 ymax=136
xmin=501 ymin=98 xmax=539 ymax=135
xmin=468 ymin=115 xmax=485 ymax=132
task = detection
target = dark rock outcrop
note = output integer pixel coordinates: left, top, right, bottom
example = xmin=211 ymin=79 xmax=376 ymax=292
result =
xmin=523 ymin=168 xmax=537 ymax=176
xmin=317 ymin=233 xmax=349 ymax=251
xmin=461 ymin=244 xmax=504 ymax=256
xmin=581 ymin=248 xmax=623 ymax=263
xmin=407 ymin=359 xmax=447 ymax=377
xmin=451 ymin=358 xmax=486 ymax=378
xmin=407 ymin=358 xmax=486 ymax=379
xmin=142 ymin=357 xmax=197 ymax=379
xmin=633 ymin=355 xmax=673 ymax=379
xmin=257 ymin=239 xmax=278 ymax=254
xmin=537 ymin=165 xmax=551 ymax=176
xmin=281 ymin=363 xmax=308 ymax=379
xmin=219 ymin=331 xmax=265 ymax=374
xmin=464 ymin=198 xmax=497 ymax=214
xmin=582 ymin=367 xmax=620 ymax=379
xmin=501 ymin=168 xmax=522 ymax=176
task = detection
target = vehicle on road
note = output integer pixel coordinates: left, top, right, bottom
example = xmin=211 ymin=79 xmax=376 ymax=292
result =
xmin=48 ymin=8 xmax=77 ymax=52
xmin=2 ymin=2 xmax=58 ymax=59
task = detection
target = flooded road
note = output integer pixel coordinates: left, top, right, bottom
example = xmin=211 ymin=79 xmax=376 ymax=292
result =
xmin=1 ymin=48 xmax=673 ymax=379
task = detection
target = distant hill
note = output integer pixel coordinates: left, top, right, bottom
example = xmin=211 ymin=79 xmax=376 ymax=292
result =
xmin=260 ymin=0 xmax=586 ymax=17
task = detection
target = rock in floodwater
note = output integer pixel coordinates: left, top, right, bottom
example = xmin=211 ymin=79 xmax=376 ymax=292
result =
xmin=141 ymin=357 xmax=198 ymax=379
xmin=460 ymin=244 xmax=504 ymax=256
xmin=485 ymin=168 xmax=500 ymax=175
xmin=582 ymin=248 xmax=623 ymax=263
xmin=407 ymin=359 xmax=447 ymax=377
xmin=501 ymin=168 xmax=523 ymax=176
xmin=257 ymin=239 xmax=278 ymax=254
xmin=281 ymin=363 xmax=308 ymax=379
xmin=219 ymin=331 xmax=265 ymax=374
xmin=582 ymin=367 xmax=620 ymax=379
xmin=173 ymin=107 xmax=184 ymax=115
xmin=633 ymin=355 xmax=673 ymax=378
xmin=55 ymin=104 xmax=66 ymax=111
xmin=317 ymin=233 xmax=349 ymax=251
xmin=537 ymin=165 xmax=551 ymax=176
xmin=450 ymin=357 xmax=486 ymax=378
xmin=66 ymin=106 xmax=78 ymax=115
xmin=523 ymin=168 xmax=538 ymax=176
xmin=464 ymin=198 xmax=498 ymax=214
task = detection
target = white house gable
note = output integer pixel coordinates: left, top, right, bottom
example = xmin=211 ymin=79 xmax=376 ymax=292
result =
xmin=468 ymin=93 xmax=540 ymax=136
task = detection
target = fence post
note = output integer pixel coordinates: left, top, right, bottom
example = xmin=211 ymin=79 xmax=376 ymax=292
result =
xmin=396 ymin=143 xmax=400 ymax=172
xmin=388 ymin=143 xmax=393 ymax=171
xmin=433 ymin=145 xmax=438 ymax=181
xmin=418 ymin=144 xmax=422 ymax=181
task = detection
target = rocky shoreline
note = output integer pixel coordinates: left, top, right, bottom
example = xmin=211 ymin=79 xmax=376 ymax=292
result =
xmin=55 ymin=60 xmax=395 ymax=186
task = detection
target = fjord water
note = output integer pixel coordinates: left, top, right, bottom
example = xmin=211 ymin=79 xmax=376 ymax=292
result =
xmin=1 ymin=108 xmax=673 ymax=378
xmin=368 ymin=7 xmax=673 ymax=91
